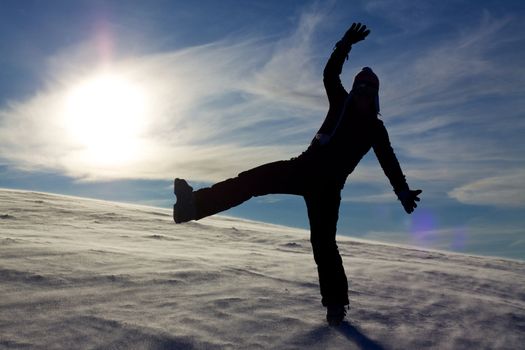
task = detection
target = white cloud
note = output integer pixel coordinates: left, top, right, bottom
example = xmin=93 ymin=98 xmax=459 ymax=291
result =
xmin=0 ymin=17 xmax=322 ymax=183
xmin=1 ymin=3 xmax=524 ymax=214
xmin=448 ymin=171 xmax=525 ymax=207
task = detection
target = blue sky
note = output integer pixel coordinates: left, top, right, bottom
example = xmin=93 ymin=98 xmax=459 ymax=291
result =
xmin=0 ymin=0 xmax=524 ymax=260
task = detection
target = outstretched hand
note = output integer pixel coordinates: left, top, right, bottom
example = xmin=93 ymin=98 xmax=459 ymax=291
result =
xmin=342 ymin=22 xmax=370 ymax=45
xmin=398 ymin=189 xmax=422 ymax=214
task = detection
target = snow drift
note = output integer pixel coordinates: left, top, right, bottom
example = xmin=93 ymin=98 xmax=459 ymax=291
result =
xmin=0 ymin=188 xmax=524 ymax=349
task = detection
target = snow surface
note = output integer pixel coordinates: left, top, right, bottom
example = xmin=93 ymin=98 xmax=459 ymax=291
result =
xmin=1 ymin=188 xmax=524 ymax=349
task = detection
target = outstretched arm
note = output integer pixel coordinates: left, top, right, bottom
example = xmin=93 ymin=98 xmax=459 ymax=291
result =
xmin=373 ymin=120 xmax=422 ymax=214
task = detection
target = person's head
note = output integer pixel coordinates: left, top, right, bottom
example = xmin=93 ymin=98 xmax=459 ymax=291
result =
xmin=351 ymin=67 xmax=380 ymax=116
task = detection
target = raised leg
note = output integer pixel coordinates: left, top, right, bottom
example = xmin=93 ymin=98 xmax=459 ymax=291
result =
xmin=190 ymin=159 xmax=304 ymax=220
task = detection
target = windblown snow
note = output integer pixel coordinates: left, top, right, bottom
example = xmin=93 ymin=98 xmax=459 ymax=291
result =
xmin=0 ymin=188 xmax=524 ymax=349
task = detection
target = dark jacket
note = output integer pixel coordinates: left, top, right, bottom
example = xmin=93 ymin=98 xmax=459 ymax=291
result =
xmin=304 ymin=42 xmax=409 ymax=195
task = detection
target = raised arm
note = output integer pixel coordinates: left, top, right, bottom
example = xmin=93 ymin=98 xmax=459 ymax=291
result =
xmin=323 ymin=23 xmax=370 ymax=102
xmin=316 ymin=23 xmax=371 ymax=141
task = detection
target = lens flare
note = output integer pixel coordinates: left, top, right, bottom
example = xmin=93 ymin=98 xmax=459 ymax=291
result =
xmin=410 ymin=209 xmax=438 ymax=247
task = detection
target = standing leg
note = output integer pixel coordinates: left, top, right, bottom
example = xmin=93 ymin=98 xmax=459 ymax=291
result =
xmin=304 ymin=190 xmax=349 ymax=310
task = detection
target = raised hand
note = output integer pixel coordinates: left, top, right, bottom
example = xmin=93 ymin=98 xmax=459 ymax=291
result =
xmin=341 ymin=22 xmax=370 ymax=45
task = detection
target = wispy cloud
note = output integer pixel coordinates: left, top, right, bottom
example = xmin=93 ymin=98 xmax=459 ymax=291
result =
xmin=379 ymin=12 xmax=522 ymax=117
xmin=0 ymin=18 xmax=321 ymax=183
xmin=366 ymin=11 xmax=525 ymax=206
xmin=449 ymin=171 xmax=525 ymax=207
xmin=242 ymin=9 xmax=327 ymax=112
xmin=0 ymin=3 xmax=524 ymax=211
xmin=342 ymin=192 xmax=394 ymax=204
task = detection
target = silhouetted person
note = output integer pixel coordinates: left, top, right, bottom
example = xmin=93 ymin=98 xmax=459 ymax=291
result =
xmin=173 ymin=23 xmax=422 ymax=326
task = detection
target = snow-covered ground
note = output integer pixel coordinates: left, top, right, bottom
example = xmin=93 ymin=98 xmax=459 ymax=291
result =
xmin=1 ymin=188 xmax=524 ymax=349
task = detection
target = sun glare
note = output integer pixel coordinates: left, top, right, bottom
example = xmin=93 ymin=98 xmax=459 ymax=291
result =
xmin=63 ymin=73 xmax=149 ymax=165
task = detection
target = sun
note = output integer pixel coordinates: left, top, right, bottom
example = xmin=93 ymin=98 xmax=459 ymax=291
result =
xmin=63 ymin=72 xmax=149 ymax=165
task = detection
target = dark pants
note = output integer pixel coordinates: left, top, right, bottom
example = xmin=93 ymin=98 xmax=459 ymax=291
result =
xmin=192 ymin=157 xmax=349 ymax=306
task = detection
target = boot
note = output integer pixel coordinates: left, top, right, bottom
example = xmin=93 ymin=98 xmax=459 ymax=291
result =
xmin=173 ymin=178 xmax=196 ymax=223
xmin=326 ymin=304 xmax=347 ymax=326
